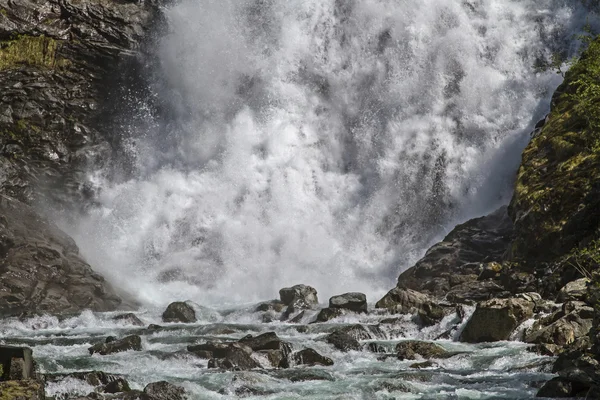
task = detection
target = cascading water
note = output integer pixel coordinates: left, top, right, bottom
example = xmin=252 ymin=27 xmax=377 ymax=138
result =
xmin=68 ymin=0 xmax=593 ymax=307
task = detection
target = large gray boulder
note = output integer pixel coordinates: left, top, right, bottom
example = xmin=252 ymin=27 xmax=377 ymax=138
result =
xmin=329 ymin=292 xmax=367 ymax=313
xmin=88 ymin=335 xmax=142 ymax=356
xmin=162 ymin=301 xmax=197 ymax=323
xmin=460 ymin=298 xmax=534 ymax=343
xmin=0 ymin=195 xmax=123 ymax=317
xmin=279 ymin=284 xmax=319 ymax=321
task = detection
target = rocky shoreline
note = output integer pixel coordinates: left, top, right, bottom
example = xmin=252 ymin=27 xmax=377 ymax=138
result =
xmin=1 ymin=0 xmax=600 ymax=398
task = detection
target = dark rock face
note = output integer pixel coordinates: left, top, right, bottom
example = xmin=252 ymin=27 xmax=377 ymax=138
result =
xmin=394 ymin=207 xmax=514 ymax=297
xmin=88 ymin=335 xmax=142 ymax=356
xmin=162 ymin=302 xmax=197 ymax=323
xmin=293 ymin=348 xmax=334 ymax=367
xmin=329 ymin=292 xmax=367 ymax=313
xmin=395 ymin=341 xmax=449 ymax=360
xmin=0 ymin=195 xmax=123 ymax=317
xmin=460 ymin=298 xmax=534 ymax=343
xmin=0 ymin=0 xmax=160 ymax=206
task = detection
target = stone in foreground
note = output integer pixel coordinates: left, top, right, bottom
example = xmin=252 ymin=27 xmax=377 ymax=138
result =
xmin=144 ymin=381 xmax=187 ymax=400
xmin=89 ymin=335 xmax=142 ymax=355
xmin=460 ymin=298 xmax=534 ymax=343
xmin=293 ymin=348 xmax=334 ymax=366
xmin=396 ymin=341 xmax=449 ymax=360
xmin=162 ymin=301 xmax=197 ymax=323
xmin=329 ymin=292 xmax=367 ymax=313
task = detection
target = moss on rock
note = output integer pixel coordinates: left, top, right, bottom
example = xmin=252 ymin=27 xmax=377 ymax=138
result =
xmin=508 ymin=36 xmax=600 ymax=263
xmin=0 ymin=380 xmax=44 ymax=400
xmin=0 ymin=35 xmax=69 ymax=71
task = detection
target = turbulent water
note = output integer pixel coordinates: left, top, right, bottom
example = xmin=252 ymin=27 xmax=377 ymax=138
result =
xmin=64 ymin=0 xmax=594 ymax=306
xmin=1 ymin=306 xmax=554 ymax=399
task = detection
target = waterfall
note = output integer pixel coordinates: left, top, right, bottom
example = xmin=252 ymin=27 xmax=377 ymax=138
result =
xmin=70 ymin=0 xmax=595 ymax=306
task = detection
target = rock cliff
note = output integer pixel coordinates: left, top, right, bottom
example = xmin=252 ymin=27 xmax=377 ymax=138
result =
xmin=0 ymin=0 xmax=161 ymax=316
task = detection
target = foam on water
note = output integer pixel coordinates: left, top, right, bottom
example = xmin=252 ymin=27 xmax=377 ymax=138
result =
xmin=66 ymin=0 xmax=597 ymax=307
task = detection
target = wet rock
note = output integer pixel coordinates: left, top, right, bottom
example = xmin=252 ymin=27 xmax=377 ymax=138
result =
xmin=329 ymin=292 xmax=367 ymax=313
xmin=208 ymin=345 xmax=260 ymax=371
xmin=410 ymin=360 xmax=436 ymax=369
xmin=314 ymin=307 xmax=344 ymax=322
xmin=460 ymin=298 xmax=534 ymax=343
xmin=0 ymin=195 xmax=124 ymax=317
xmin=162 ymin=301 xmax=197 ymax=323
xmin=188 ymin=342 xmax=252 ymax=359
xmin=393 ymin=206 xmax=514 ymax=297
xmin=326 ymin=330 xmax=362 ymax=352
xmin=238 ymin=332 xmax=292 ymax=355
xmin=528 ymin=343 xmax=563 ymax=356
xmin=279 ymin=284 xmax=318 ymax=306
xmin=557 ymin=278 xmax=589 ymax=303
xmin=0 ymin=379 xmax=44 ymax=400
xmin=375 ymin=287 xmax=431 ymax=313
xmin=103 ymin=378 xmax=131 ymax=393
xmin=112 ymin=313 xmax=144 ymax=326
xmin=280 ymin=284 xmax=319 ymax=321
xmin=525 ymin=309 xmax=593 ymax=346
xmin=446 ymin=280 xmax=510 ymax=304
xmin=89 ymin=335 xmax=142 ymax=355
xmin=0 ymin=345 xmax=34 ymax=380
xmin=255 ymin=300 xmax=286 ymax=313
xmin=45 ymin=370 xmax=123 ymax=387
xmin=536 ymin=377 xmax=578 ymax=398
xmin=293 ymin=348 xmax=334 ymax=366
xmin=396 ymin=341 xmax=449 ymax=360
xmin=144 ymin=381 xmax=187 ymax=400
xmin=367 ymin=343 xmax=388 ymax=353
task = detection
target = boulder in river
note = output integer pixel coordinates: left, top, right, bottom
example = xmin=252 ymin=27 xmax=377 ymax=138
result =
xmin=279 ymin=284 xmax=318 ymax=306
xmin=293 ymin=348 xmax=334 ymax=367
xmin=144 ymin=381 xmax=187 ymax=400
xmin=208 ymin=345 xmax=260 ymax=371
xmin=279 ymin=284 xmax=319 ymax=321
xmin=88 ymin=335 xmax=142 ymax=355
xmin=395 ymin=341 xmax=449 ymax=360
xmin=329 ymin=292 xmax=367 ymax=313
xmin=460 ymin=298 xmax=534 ymax=343
xmin=162 ymin=301 xmax=197 ymax=323
xmin=314 ymin=307 xmax=344 ymax=322
xmin=238 ymin=332 xmax=292 ymax=355
xmin=326 ymin=330 xmax=362 ymax=352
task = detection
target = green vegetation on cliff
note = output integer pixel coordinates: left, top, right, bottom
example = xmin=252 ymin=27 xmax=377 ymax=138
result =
xmin=0 ymin=35 xmax=68 ymax=70
xmin=509 ymin=36 xmax=600 ymax=263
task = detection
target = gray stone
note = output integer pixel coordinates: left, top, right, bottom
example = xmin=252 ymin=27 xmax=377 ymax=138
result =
xmin=329 ymin=292 xmax=367 ymax=313
xmin=460 ymin=298 xmax=534 ymax=343
xmin=162 ymin=302 xmax=197 ymax=323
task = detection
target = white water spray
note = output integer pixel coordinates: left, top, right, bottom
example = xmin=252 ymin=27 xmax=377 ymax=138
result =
xmin=70 ymin=0 xmax=595 ymax=306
